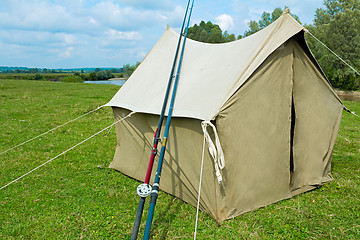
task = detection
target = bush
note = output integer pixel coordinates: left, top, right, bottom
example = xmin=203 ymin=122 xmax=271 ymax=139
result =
xmin=33 ymin=73 xmax=45 ymax=80
xmin=61 ymin=75 xmax=84 ymax=83
xmin=85 ymin=70 xmax=114 ymax=81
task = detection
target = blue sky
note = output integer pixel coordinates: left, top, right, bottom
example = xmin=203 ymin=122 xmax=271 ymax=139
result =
xmin=0 ymin=0 xmax=325 ymax=69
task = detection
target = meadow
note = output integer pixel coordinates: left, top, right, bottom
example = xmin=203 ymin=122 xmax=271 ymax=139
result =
xmin=0 ymin=79 xmax=359 ymax=239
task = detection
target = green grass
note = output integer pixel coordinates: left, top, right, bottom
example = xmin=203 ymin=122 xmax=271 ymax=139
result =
xmin=1 ymin=79 xmax=359 ymax=239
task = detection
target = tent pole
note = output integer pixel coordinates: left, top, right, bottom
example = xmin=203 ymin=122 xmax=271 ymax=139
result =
xmin=130 ymin=1 xmax=192 ymax=239
xmin=142 ymin=0 xmax=195 ymax=239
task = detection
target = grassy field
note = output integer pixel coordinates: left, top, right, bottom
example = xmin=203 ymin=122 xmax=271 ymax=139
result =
xmin=0 ymin=79 xmax=359 ymax=239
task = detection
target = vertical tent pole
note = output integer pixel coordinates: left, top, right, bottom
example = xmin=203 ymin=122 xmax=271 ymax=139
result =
xmin=142 ymin=0 xmax=195 ymax=239
xmin=130 ymin=1 xmax=192 ymax=239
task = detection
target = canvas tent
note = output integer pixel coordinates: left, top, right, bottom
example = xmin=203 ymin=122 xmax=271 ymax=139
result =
xmin=105 ymin=10 xmax=344 ymax=222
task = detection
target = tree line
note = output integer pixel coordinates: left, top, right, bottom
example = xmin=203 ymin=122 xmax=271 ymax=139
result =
xmin=0 ymin=64 xmax=141 ymax=82
xmin=187 ymin=1 xmax=359 ymax=90
xmin=306 ymin=0 xmax=360 ymax=90
xmin=0 ymin=67 xmax=123 ymax=74
xmin=187 ymin=8 xmax=300 ymax=42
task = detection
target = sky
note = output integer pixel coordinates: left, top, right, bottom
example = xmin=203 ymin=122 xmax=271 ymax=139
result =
xmin=0 ymin=0 xmax=325 ymax=69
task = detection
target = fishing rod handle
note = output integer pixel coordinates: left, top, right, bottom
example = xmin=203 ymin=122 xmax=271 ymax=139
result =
xmin=142 ymin=138 xmax=167 ymax=238
xmin=131 ymin=197 xmax=146 ymax=240
xmin=142 ymin=185 xmax=159 ymax=240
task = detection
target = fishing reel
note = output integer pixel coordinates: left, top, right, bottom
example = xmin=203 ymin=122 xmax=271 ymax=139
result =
xmin=137 ymin=183 xmax=152 ymax=197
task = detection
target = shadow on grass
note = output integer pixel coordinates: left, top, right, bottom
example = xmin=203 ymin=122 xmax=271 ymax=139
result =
xmin=150 ymin=197 xmax=183 ymax=240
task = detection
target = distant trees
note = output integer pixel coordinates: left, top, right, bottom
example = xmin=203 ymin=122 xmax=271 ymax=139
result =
xmin=306 ymin=0 xmax=360 ymax=90
xmin=87 ymin=69 xmax=114 ymax=81
xmin=188 ymin=21 xmax=238 ymax=43
xmin=61 ymin=75 xmax=84 ymax=83
xmin=28 ymin=68 xmax=39 ymax=73
xmin=34 ymin=73 xmax=44 ymax=80
xmin=187 ymin=7 xmax=300 ymax=43
xmin=0 ymin=67 xmax=123 ymax=74
xmin=0 ymin=67 xmax=125 ymax=82
xmin=243 ymin=7 xmax=300 ymax=37
xmin=121 ymin=62 xmax=141 ymax=78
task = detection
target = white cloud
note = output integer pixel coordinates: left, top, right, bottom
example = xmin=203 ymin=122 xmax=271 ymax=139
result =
xmin=118 ymin=0 xmax=173 ymax=10
xmin=0 ymin=29 xmax=76 ymax=48
xmin=62 ymin=34 xmax=77 ymax=45
xmin=90 ymin=2 xmax=184 ymax=31
xmin=137 ymin=51 xmax=147 ymax=60
xmin=59 ymin=47 xmax=74 ymax=58
xmin=0 ymin=0 xmax=175 ymax=34
xmin=215 ymin=14 xmax=234 ymax=31
xmin=88 ymin=17 xmax=98 ymax=26
xmin=0 ymin=0 xmax=74 ymax=32
xmin=106 ymin=29 xmax=142 ymax=41
xmin=0 ymin=0 xmax=325 ymax=68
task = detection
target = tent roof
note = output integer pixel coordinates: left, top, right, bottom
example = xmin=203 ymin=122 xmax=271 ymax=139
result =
xmin=105 ymin=11 xmax=304 ymax=120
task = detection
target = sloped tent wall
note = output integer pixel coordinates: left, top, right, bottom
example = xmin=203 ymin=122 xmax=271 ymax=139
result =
xmin=216 ymin=38 xmax=295 ymax=219
xmin=291 ymin=35 xmax=343 ymax=190
xmin=215 ymin=35 xmax=343 ymax=220
xmin=109 ymin=34 xmax=343 ymax=222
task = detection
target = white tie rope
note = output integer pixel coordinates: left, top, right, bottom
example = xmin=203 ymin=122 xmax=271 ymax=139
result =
xmin=0 ymin=111 xmax=135 ymax=191
xmin=201 ymin=121 xmax=225 ymax=183
xmin=0 ymin=105 xmax=105 ymax=155
xmin=194 ymin=133 xmax=206 ymax=239
xmin=305 ymin=30 xmax=360 ymax=76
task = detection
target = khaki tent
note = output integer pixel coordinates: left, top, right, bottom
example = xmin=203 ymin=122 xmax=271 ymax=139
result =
xmin=105 ymin=10 xmax=344 ymax=222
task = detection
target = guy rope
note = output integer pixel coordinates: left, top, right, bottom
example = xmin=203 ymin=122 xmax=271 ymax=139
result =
xmin=0 ymin=105 xmax=105 ymax=155
xmin=0 ymin=111 xmax=135 ymax=191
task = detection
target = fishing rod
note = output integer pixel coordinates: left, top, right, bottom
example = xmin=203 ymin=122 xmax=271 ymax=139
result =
xmin=142 ymin=0 xmax=195 ymax=239
xmin=130 ymin=1 xmax=192 ymax=239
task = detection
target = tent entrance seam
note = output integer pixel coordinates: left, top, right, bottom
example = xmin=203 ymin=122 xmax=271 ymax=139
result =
xmin=289 ymin=95 xmax=296 ymax=189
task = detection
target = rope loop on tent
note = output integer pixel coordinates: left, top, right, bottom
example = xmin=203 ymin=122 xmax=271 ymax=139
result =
xmin=194 ymin=132 xmax=206 ymax=239
xmin=201 ymin=121 xmax=225 ymax=183
xmin=0 ymin=105 xmax=105 ymax=155
xmin=0 ymin=111 xmax=136 ymax=191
